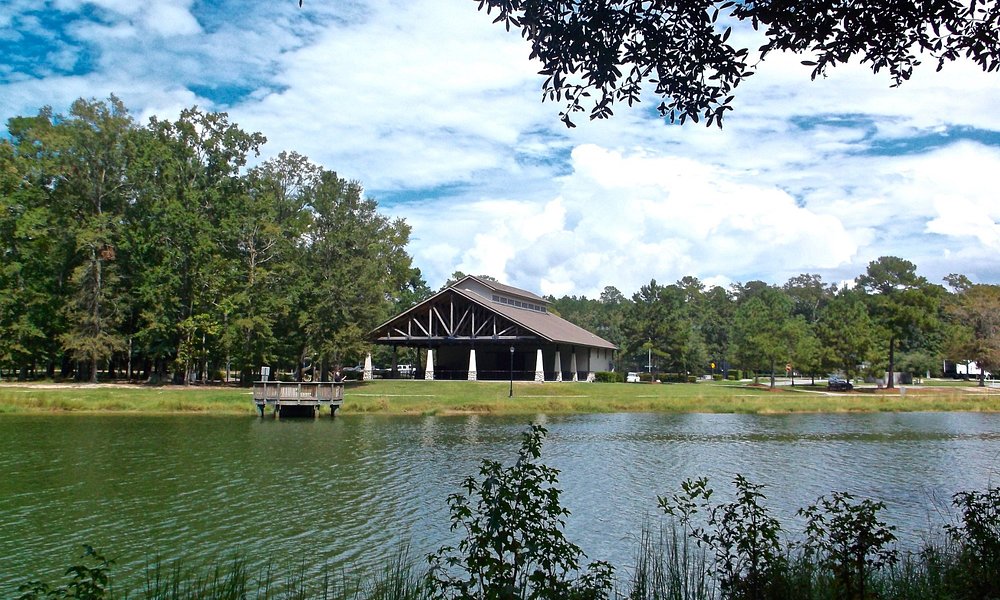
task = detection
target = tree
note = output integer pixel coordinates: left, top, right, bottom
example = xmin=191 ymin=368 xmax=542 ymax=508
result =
xmin=622 ymin=280 xmax=706 ymax=375
xmin=730 ymin=285 xmax=799 ymax=387
xmin=701 ymin=285 xmax=734 ymax=374
xmin=298 ymin=171 xmax=416 ymax=377
xmin=0 ymin=128 xmax=65 ymax=379
xmin=1 ymin=96 xmax=426 ymax=384
xmin=857 ymin=257 xmax=942 ymax=388
xmin=128 ymin=107 xmax=266 ymax=383
xmin=816 ymin=288 xmax=879 ymax=382
xmin=51 ymin=97 xmax=137 ymax=382
xmin=783 ymin=273 xmax=834 ymax=324
xmin=218 ymin=151 xmax=316 ymax=382
xmin=476 ymin=0 xmax=1000 ymax=127
xmin=945 ymin=284 xmax=1000 ymax=387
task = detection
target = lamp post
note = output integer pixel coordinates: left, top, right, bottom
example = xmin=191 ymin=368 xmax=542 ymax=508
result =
xmin=509 ymin=345 xmax=515 ymax=398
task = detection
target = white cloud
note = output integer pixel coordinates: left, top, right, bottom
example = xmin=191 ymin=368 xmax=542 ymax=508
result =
xmin=3 ymin=0 xmax=1000 ymax=295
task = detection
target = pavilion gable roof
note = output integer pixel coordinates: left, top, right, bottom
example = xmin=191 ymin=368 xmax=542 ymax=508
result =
xmin=371 ymin=281 xmax=616 ymax=350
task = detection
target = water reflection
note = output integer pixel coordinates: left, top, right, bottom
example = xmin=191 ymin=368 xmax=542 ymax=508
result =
xmin=0 ymin=412 xmax=997 ymax=594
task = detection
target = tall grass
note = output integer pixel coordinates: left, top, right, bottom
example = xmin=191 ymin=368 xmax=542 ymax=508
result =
xmin=21 ymin=531 xmax=996 ymax=600
xmin=625 ymin=522 xmax=715 ymax=600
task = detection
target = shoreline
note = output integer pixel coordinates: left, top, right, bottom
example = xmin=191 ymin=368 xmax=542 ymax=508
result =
xmin=1 ymin=379 xmax=998 ymax=416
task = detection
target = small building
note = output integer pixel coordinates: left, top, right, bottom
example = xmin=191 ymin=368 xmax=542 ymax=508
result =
xmin=369 ymin=275 xmax=617 ymax=381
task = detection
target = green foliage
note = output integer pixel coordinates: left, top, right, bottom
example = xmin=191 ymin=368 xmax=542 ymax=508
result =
xmin=476 ymin=1 xmax=1000 ymax=127
xmin=857 ymin=257 xmax=943 ymax=388
xmin=428 ymin=424 xmax=614 ymax=600
xmin=799 ymin=492 xmax=898 ymax=600
xmin=593 ymin=371 xmax=623 ymax=383
xmin=622 ymin=280 xmax=711 ymax=376
xmin=944 ymin=284 xmax=1000 ymax=386
xmin=660 ymin=476 xmax=787 ymax=600
xmin=17 ymin=545 xmax=114 ymax=600
xmin=945 ymin=487 xmax=1000 ymax=599
xmin=730 ymin=286 xmax=803 ymax=388
xmin=816 ymin=289 xmax=879 ymax=382
xmin=0 ymin=98 xmax=424 ymax=382
xmin=626 ymin=522 xmax=714 ymax=600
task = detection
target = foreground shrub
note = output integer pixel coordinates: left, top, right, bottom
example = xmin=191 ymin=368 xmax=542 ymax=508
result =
xmin=427 ymin=424 xmax=614 ymax=600
xmin=18 ymin=545 xmax=114 ymax=600
xmin=946 ymin=487 xmax=1000 ymax=599
xmin=799 ymin=492 xmax=897 ymax=600
xmin=660 ymin=476 xmax=787 ymax=600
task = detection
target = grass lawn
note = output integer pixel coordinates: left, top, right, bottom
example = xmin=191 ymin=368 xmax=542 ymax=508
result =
xmin=0 ymin=379 xmax=997 ymax=415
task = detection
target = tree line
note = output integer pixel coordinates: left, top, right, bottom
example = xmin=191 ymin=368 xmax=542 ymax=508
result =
xmin=0 ymin=96 xmax=428 ymax=383
xmin=548 ymin=262 xmax=1000 ymax=388
xmin=3 ymin=97 xmax=998 ymax=387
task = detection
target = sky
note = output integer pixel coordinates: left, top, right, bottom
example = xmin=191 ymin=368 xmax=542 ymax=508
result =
xmin=2 ymin=0 xmax=999 ymax=298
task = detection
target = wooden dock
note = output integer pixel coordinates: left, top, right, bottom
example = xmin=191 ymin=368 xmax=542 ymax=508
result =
xmin=252 ymin=381 xmax=345 ymax=418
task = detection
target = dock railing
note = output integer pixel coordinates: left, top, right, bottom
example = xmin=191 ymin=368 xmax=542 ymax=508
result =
xmin=252 ymin=381 xmax=345 ymax=417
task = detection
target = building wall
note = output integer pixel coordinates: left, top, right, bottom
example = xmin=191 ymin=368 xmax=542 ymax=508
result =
xmin=456 ymin=279 xmax=493 ymax=301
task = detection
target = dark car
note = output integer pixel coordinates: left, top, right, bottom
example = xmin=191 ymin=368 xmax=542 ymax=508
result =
xmin=827 ymin=376 xmax=853 ymax=391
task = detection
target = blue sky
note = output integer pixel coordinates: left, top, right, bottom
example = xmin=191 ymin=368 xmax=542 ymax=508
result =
xmin=3 ymin=0 xmax=999 ymax=297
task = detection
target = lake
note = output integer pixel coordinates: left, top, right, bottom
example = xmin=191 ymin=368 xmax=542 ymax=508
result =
xmin=2 ymin=412 xmax=998 ymax=594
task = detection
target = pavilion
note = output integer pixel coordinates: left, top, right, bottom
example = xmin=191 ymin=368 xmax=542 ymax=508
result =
xmin=367 ymin=275 xmax=617 ymax=381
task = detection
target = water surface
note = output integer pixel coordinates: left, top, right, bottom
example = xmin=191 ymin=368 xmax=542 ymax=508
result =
xmin=1 ymin=412 xmax=998 ymax=593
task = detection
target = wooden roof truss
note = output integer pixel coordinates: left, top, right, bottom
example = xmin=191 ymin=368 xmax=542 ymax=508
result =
xmin=375 ymin=292 xmax=537 ymax=344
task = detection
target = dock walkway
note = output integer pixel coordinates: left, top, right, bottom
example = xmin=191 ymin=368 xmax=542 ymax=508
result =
xmin=252 ymin=381 xmax=345 ymax=418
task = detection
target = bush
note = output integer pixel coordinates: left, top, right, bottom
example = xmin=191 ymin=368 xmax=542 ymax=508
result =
xmin=800 ymin=492 xmax=898 ymax=600
xmin=594 ymin=371 xmax=623 ymax=383
xmin=660 ymin=476 xmax=787 ymax=600
xmin=18 ymin=545 xmax=113 ymax=600
xmin=428 ymin=424 xmax=614 ymax=600
xmin=946 ymin=487 xmax=1000 ymax=599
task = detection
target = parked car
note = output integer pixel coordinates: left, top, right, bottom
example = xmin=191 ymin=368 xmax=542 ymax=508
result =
xmin=396 ymin=364 xmax=414 ymax=377
xmin=828 ymin=375 xmax=853 ymax=391
xmin=626 ymin=372 xmax=641 ymax=383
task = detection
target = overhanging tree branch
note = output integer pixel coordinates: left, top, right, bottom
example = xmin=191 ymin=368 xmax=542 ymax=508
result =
xmin=475 ymin=0 xmax=1000 ymax=127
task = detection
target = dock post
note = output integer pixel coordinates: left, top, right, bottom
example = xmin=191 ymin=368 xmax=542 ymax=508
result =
xmin=257 ymin=403 xmax=264 ymax=418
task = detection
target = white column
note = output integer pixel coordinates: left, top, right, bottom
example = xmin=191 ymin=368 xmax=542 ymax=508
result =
xmin=554 ymin=350 xmax=562 ymax=382
xmin=570 ymin=352 xmax=578 ymax=382
xmin=468 ymin=349 xmax=477 ymax=381
xmin=534 ymin=348 xmax=545 ymax=382
xmin=425 ymin=349 xmax=435 ymax=380
xmin=363 ymin=353 xmax=373 ymax=381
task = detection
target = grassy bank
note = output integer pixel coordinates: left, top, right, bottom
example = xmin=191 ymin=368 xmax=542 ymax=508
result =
xmin=0 ymin=379 xmax=998 ymax=415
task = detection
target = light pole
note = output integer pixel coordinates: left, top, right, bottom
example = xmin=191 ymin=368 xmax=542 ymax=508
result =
xmin=509 ymin=345 xmax=515 ymax=398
